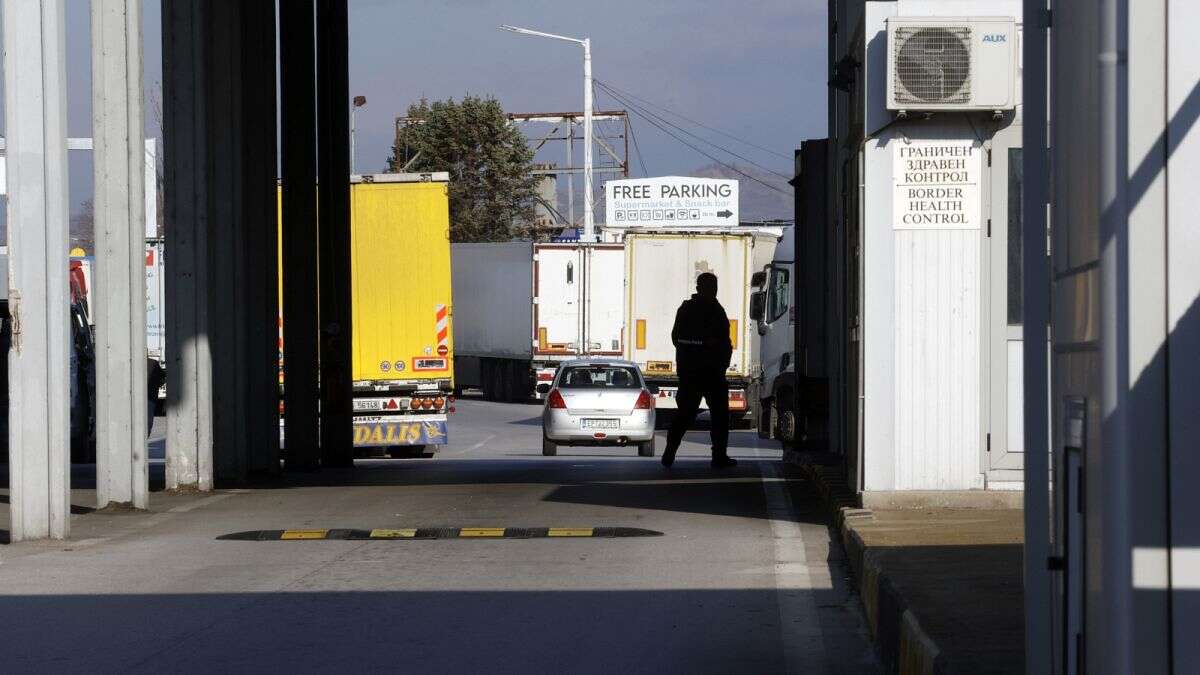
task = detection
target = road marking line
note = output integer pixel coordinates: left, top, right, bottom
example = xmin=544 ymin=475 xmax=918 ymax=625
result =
xmin=458 ymin=528 xmax=505 ymax=537
xmin=369 ymin=528 xmax=416 ymax=538
xmin=756 ymin=451 xmax=825 ymax=675
xmin=280 ymin=530 xmax=328 ymax=540
xmin=547 ymin=528 xmax=594 ymax=537
xmin=466 ymin=434 xmax=497 ymax=452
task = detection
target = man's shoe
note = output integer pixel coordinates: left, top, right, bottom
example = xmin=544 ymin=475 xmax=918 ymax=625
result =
xmin=661 ymin=450 xmax=676 ymax=468
xmin=710 ymin=456 xmax=738 ymax=469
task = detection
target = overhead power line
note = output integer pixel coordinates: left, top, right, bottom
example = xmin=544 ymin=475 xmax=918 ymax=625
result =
xmin=594 ymin=82 xmax=790 ymax=195
xmin=627 ymin=115 xmax=650 ymax=176
xmin=594 ymin=80 xmax=792 ymax=184
xmin=595 ymin=78 xmax=794 ymax=161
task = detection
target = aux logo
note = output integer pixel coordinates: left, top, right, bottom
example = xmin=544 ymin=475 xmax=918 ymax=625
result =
xmin=982 ymin=34 xmax=1007 ymax=43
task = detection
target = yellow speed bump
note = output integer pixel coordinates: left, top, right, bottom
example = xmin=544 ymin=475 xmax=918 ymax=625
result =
xmin=369 ymin=529 xmax=417 ymax=539
xmin=458 ymin=528 xmax=506 ymax=538
xmin=280 ymin=529 xmax=328 ymax=540
xmin=547 ymin=528 xmax=594 ymax=537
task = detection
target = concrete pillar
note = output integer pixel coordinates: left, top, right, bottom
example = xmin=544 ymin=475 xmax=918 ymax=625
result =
xmin=316 ymin=0 xmax=354 ymax=467
xmin=162 ymin=0 xmax=214 ymax=491
xmin=91 ymin=0 xmax=149 ymax=509
xmin=279 ymin=0 xmax=321 ymax=471
xmin=3 ymin=0 xmax=72 ymax=540
xmin=206 ymin=0 xmax=250 ymax=484
xmin=161 ymin=1 xmax=280 ymax=487
xmin=241 ymin=2 xmax=282 ymax=475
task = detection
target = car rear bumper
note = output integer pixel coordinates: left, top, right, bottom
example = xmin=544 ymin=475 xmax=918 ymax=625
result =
xmin=542 ymin=408 xmax=655 ymax=443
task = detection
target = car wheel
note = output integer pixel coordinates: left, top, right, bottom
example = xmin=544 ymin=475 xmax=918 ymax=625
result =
xmin=637 ymin=435 xmax=656 ymax=457
xmin=542 ymin=437 xmax=557 ymax=456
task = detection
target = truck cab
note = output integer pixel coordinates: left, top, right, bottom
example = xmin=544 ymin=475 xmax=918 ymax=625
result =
xmin=749 ymin=225 xmax=797 ymax=446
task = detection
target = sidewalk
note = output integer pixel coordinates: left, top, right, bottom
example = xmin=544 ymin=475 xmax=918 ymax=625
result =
xmin=799 ymin=463 xmax=1025 ymax=675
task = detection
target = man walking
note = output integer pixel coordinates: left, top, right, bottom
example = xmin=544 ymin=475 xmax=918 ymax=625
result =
xmin=661 ymin=272 xmax=737 ymax=468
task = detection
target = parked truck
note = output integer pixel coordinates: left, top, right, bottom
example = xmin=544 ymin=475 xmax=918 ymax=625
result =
xmin=451 ymin=241 xmax=625 ymax=401
xmin=622 ymin=228 xmax=781 ymax=419
xmin=750 ymin=139 xmax=831 ymax=451
xmin=278 ymin=172 xmax=455 ymax=455
xmin=748 ymin=225 xmax=799 ymax=447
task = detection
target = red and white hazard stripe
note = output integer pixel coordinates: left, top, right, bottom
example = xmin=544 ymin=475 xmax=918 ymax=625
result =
xmin=435 ymin=304 xmax=449 ymax=351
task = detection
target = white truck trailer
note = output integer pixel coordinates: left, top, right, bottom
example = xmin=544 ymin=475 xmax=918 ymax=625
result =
xmin=451 ymin=241 xmax=626 ymax=401
xmin=622 ymin=228 xmax=781 ymax=418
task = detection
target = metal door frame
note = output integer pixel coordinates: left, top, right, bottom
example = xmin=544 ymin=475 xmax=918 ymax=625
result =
xmin=986 ymin=123 xmax=1025 ymax=475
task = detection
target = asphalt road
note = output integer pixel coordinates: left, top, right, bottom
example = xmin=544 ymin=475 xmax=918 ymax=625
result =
xmin=1 ymin=399 xmax=878 ymax=674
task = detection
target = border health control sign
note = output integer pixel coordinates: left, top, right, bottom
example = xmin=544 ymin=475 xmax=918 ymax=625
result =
xmin=893 ymin=140 xmax=981 ymax=229
xmin=605 ymin=176 xmax=738 ymax=228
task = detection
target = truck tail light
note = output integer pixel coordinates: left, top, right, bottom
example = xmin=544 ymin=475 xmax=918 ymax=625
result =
xmin=635 ymin=390 xmax=655 ymax=410
xmin=729 ymin=390 xmax=747 ymax=410
xmin=434 ymin=397 xmax=445 ymax=409
xmin=421 ymin=398 xmax=434 ymax=410
xmin=410 ymin=398 xmax=422 ymax=410
xmin=547 ymin=389 xmax=567 ymax=409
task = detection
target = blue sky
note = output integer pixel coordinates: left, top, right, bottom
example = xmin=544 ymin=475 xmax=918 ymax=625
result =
xmin=2 ymin=0 xmax=827 ymax=216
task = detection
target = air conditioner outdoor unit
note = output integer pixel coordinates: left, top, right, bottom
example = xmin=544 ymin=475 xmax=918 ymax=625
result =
xmin=886 ymin=17 xmax=1018 ymax=113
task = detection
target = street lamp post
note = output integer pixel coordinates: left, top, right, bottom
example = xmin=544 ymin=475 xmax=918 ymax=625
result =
xmin=351 ymin=95 xmax=366 ymax=175
xmin=500 ymin=25 xmax=595 ymax=242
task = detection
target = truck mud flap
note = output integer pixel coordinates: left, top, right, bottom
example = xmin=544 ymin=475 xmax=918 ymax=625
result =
xmin=353 ymin=419 xmax=447 ymax=446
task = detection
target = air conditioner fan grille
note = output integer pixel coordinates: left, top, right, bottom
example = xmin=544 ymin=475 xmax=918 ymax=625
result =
xmin=894 ymin=26 xmax=971 ymax=104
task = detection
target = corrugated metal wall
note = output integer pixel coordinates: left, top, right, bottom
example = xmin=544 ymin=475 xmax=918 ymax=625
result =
xmin=893 ymin=230 xmax=983 ymax=489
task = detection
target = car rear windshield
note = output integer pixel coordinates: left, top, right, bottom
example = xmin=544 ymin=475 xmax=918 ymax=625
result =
xmin=558 ymin=365 xmax=642 ymax=389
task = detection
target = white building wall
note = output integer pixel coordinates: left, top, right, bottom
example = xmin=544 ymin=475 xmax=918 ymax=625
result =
xmin=863 ymin=131 xmax=985 ymax=491
xmin=859 ymin=0 xmax=1020 ymax=491
xmin=894 ymin=227 xmax=983 ymax=489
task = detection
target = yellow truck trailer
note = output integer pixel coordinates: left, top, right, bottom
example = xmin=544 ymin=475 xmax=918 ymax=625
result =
xmin=279 ymin=172 xmax=455 ymax=453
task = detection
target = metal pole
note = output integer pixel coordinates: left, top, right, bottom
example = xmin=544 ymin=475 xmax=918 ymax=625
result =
xmin=317 ymin=0 xmax=354 ymax=468
xmin=582 ymin=38 xmax=595 ymax=242
xmin=1021 ymin=1 xmax=1052 ymax=672
xmin=567 ymin=121 xmax=575 ymax=226
xmin=351 ymin=106 xmax=357 ymax=175
xmin=279 ymin=0 xmax=321 ymax=471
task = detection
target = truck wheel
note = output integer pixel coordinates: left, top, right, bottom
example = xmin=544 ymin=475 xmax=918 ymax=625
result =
xmin=637 ymin=436 xmax=656 ymax=457
xmin=775 ymin=390 xmax=797 ymax=448
xmin=541 ymin=437 xmax=557 ymax=456
xmin=757 ymin=400 xmax=773 ymax=439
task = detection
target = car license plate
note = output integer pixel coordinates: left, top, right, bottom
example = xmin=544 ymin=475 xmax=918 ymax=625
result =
xmin=582 ymin=418 xmax=619 ymax=430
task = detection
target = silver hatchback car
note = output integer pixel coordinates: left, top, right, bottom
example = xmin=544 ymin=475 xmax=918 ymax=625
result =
xmin=541 ymin=359 xmax=657 ymax=457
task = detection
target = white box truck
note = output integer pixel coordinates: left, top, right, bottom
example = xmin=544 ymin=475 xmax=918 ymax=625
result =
xmin=623 ymin=228 xmax=781 ymax=418
xmin=451 ymin=241 xmax=626 ymax=401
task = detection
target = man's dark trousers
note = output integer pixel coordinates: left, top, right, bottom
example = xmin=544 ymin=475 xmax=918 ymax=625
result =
xmin=664 ymin=372 xmax=730 ymax=458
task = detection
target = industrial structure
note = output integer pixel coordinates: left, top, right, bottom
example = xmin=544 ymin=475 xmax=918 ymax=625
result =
xmin=508 ymin=110 xmax=631 ymax=230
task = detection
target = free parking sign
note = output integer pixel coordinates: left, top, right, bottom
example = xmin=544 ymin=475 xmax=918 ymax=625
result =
xmin=606 ymin=176 xmax=738 ymax=228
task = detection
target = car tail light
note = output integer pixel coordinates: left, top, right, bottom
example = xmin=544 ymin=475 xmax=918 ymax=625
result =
xmin=536 ymin=372 xmax=554 ymax=381
xmin=547 ymin=389 xmax=567 ymax=409
xmin=635 ymin=390 xmax=655 ymax=409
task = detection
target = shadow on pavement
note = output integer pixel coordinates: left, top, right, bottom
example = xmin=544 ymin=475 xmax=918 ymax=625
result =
xmin=0 ymin=588 xmax=878 ymax=674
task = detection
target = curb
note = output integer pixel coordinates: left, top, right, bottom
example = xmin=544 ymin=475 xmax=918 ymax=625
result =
xmin=794 ymin=460 xmax=946 ymax=675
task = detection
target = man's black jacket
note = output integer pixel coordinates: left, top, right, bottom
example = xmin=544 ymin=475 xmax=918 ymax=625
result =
xmin=671 ymin=293 xmax=733 ymax=379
